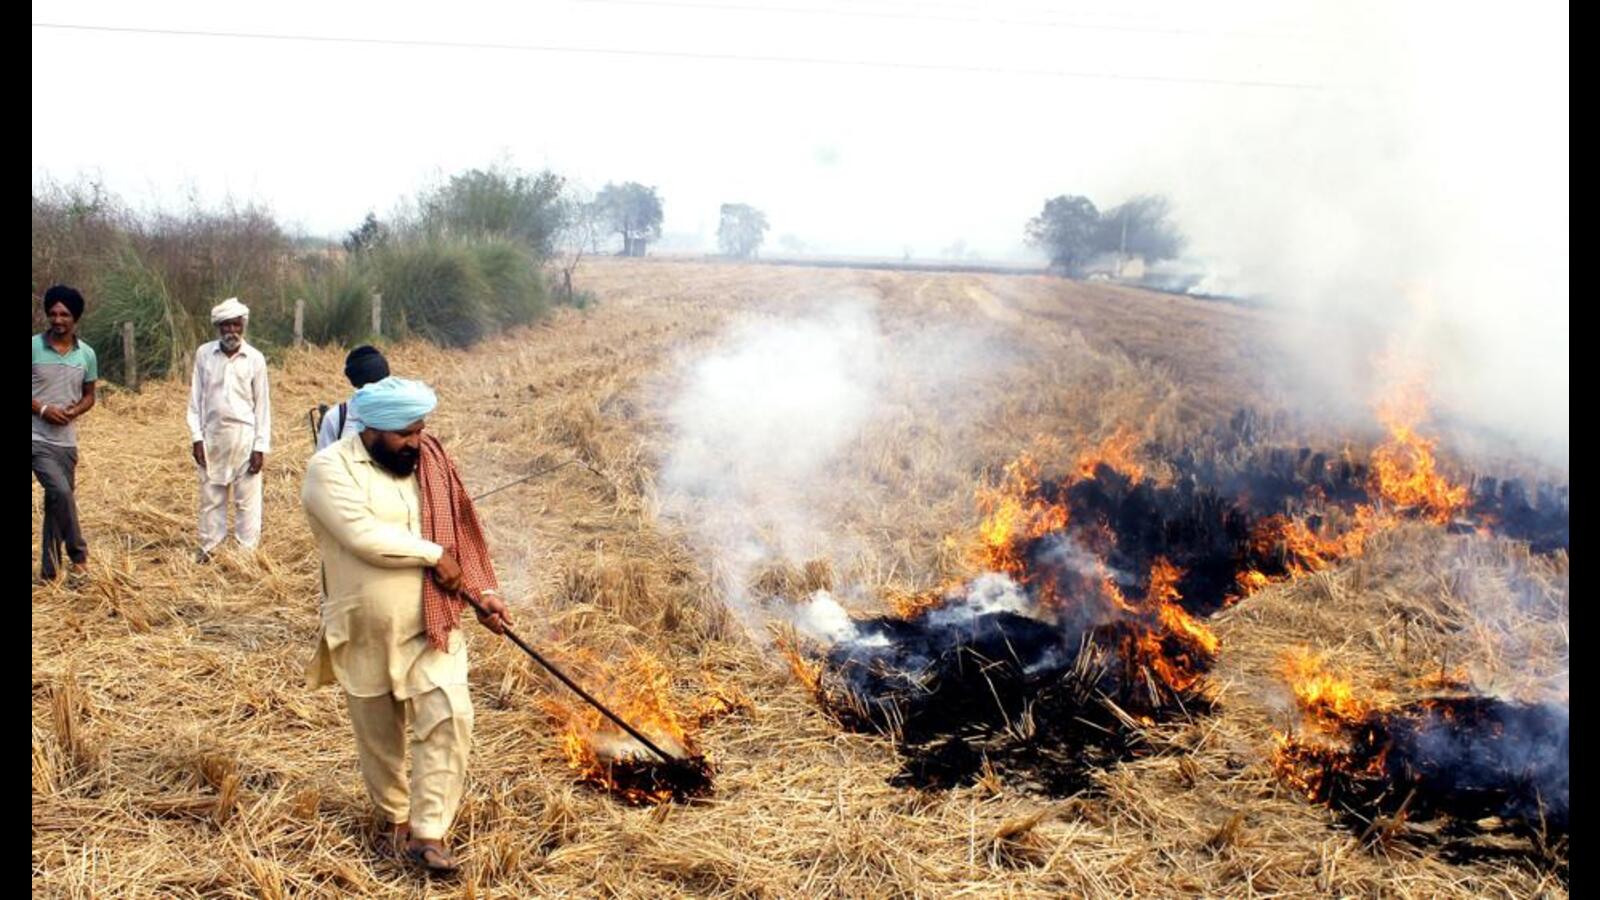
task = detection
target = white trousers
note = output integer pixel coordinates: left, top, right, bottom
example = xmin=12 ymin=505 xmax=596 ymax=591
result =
xmin=198 ymin=470 xmax=262 ymax=552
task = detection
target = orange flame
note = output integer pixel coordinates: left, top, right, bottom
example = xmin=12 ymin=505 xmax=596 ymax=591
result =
xmin=973 ymin=452 xmax=1069 ymax=581
xmin=884 ymin=586 xmax=946 ymax=620
xmin=1271 ymin=649 xmax=1397 ymax=800
xmin=1075 ymin=427 xmax=1146 ymax=484
xmin=545 ymin=649 xmax=700 ymax=804
xmin=968 ymin=448 xmax=1218 ymax=697
xmin=778 ymin=637 xmax=825 ymax=699
xmin=1137 ymin=558 xmax=1218 ymax=691
xmin=1281 ymin=647 xmax=1373 ymax=728
xmin=1238 ymin=504 xmax=1390 ymax=597
xmin=1369 ymin=380 xmax=1469 ymax=523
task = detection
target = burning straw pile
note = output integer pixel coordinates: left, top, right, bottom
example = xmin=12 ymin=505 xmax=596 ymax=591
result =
xmin=540 ymin=648 xmax=718 ymax=805
xmin=1274 ymin=649 xmax=1569 ymax=856
xmin=780 ymin=391 xmax=1568 ymax=815
xmin=781 ymin=437 xmax=1228 ymax=793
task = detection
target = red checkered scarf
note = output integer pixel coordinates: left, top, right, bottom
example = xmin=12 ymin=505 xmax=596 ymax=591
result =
xmin=416 ymin=433 xmax=499 ymax=651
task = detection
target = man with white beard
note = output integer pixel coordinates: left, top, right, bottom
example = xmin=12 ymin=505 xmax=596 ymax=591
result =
xmin=186 ymin=297 xmax=272 ymax=560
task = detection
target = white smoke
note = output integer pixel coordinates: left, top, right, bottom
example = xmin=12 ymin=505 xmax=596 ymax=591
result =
xmin=794 ymin=576 xmax=1040 ymax=647
xmin=1152 ymin=4 xmax=1568 ymax=470
xmin=924 ymin=573 xmax=1033 ymax=628
xmin=792 ymin=590 xmax=861 ymax=644
xmin=654 ymin=298 xmax=1010 ymax=639
xmin=655 ymin=301 xmax=885 ymax=636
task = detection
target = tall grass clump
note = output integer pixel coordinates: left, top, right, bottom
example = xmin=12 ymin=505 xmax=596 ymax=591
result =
xmin=79 ymin=249 xmax=201 ymax=383
xmin=32 ymin=179 xmax=129 ymax=331
xmin=295 ymin=264 xmax=372 ymax=346
xmin=132 ymin=201 xmax=296 ymax=329
xmin=369 ymin=239 xmax=494 ymax=348
xmin=472 ymin=237 xmax=548 ymax=327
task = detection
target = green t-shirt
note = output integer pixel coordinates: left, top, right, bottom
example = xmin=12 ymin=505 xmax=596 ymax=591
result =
xmin=32 ymin=333 xmax=98 ymax=447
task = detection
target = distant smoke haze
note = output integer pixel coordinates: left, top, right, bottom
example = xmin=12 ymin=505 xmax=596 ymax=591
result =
xmin=1145 ymin=5 xmax=1568 ymax=469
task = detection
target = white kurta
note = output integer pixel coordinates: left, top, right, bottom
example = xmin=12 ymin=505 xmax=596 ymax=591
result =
xmin=315 ymin=398 xmax=365 ymax=452
xmin=186 ymin=340 xmax=271 ymax=550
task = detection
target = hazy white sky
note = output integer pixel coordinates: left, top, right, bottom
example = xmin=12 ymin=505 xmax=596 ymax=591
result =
xmin=33 ymin=1 xmax=1568 ymax=458
xmin=31 ymin=1 xmax=1405 ymax=253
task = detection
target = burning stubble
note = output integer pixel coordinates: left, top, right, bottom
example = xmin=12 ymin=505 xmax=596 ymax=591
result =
xmin=779 ymin=410 xmax=1564 ymax=798
xmin=1274 ymin=650 xmax=1569 ymax=852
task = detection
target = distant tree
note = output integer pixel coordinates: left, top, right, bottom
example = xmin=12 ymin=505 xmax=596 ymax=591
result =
xmin=1025 ymin=195 xmax=1100 ymax=274
xmin=1094 ymin=195 xmax=1184 ymax=264
xmin=595 ymin=182 xmax=663 ymax=257
xmin=343 ymin=211 xmax=388 ymax=255
xmin=553 ymin=184 xmax=604 ymax=303
xmin=717 ymin=203 xmax=769 ymax=259
xmin=415 ymin=165 xmax=566 ymax=257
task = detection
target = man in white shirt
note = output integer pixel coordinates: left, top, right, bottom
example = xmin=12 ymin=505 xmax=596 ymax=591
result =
xmin=316 ymin=345 xmax=389 ymax=452
xmin=186 ymin=297 xmax=272 ymax=559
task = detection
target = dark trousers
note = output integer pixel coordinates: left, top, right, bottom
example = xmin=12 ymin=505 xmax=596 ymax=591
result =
xmin=32 ymin=442 xmax=86 ymax=578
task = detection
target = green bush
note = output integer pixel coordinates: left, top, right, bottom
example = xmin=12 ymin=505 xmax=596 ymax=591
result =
xmin=370 ymin=240 xmax=493 ymax=348
xmin=472 ymin=237 xmax=547 ymax=327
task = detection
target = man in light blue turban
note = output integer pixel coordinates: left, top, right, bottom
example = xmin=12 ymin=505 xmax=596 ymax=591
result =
xmin=300 ymin=373 xmax=511 ymax=875
xmin=352 ymin=376 xmax=437 ymax=432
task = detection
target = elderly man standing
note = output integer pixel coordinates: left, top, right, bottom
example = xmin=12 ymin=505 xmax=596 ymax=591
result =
xmin=301 ymin=376 xmax=512 ymax=875
xmin=32 ymin=285 xmax=99 ymax=585
xmin=186 ymin=297 xmax=271 ymax=559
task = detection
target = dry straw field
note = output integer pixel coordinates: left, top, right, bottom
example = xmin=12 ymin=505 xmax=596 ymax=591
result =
xmin=33 ymin=258 xmax=1568 ymax=897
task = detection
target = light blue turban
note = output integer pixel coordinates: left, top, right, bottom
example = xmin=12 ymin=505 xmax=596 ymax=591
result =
xmin=351 ymin=376 xmax=437 ymax=431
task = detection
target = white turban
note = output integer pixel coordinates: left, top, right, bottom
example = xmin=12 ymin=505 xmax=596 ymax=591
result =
xmin=210 ymin=297 xmax=250 ymax=324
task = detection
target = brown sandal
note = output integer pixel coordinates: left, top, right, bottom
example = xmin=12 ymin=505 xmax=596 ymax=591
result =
xmin=405 ymin=841 xmax=461 ymax=876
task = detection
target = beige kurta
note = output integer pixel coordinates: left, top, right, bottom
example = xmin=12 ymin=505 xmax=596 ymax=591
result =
xmin=301 ymin=434 xmax=474 ymax=838
xmin=300 ymin=433 xmax=467 ymax=699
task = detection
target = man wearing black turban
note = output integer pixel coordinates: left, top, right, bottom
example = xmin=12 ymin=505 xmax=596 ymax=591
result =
xmin=32 ymin=285 xmax=99 ymax=585
xmin=317 ymin=346 xmax=391 ymax=452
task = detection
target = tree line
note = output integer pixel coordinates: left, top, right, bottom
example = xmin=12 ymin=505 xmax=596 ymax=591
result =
xmin=34 ymin=164 xmax=1189 ymax=385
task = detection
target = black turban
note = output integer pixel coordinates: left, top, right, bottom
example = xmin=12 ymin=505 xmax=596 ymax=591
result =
xmin=43 ymin=285 xmax=86 ymax=321
xmin=344 ymin=345 xmax=390 ymax=388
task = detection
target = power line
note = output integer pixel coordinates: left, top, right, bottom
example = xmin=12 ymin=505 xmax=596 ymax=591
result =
xmin=572 ymin=0 xmax=1322 ymax=42
xmin=32 ymin=21 xmax=1341 ymax=91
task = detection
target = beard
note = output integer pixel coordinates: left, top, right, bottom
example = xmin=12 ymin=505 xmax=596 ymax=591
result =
xmin=368 ymin=440 xmax=420 ymax=477
xmin=220 ymin=333 xmax=243 ymax=352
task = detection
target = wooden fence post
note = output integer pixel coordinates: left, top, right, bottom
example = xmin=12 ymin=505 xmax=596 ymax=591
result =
xmin=293 ymin=299 xmax=305 ymax=347
xmin=122 ymin=322 xmax=139 ymax=391
xmin=371 ymin=291 xmax=383 ymax=338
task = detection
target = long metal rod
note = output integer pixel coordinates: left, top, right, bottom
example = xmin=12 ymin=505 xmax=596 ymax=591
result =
xmin=459 ymin=592 xmax=680 ymax=766
xmin=471 ymin=460 xmax=578 ymax=502
xmin=471 ymin=457 xmax=607 ymax=504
